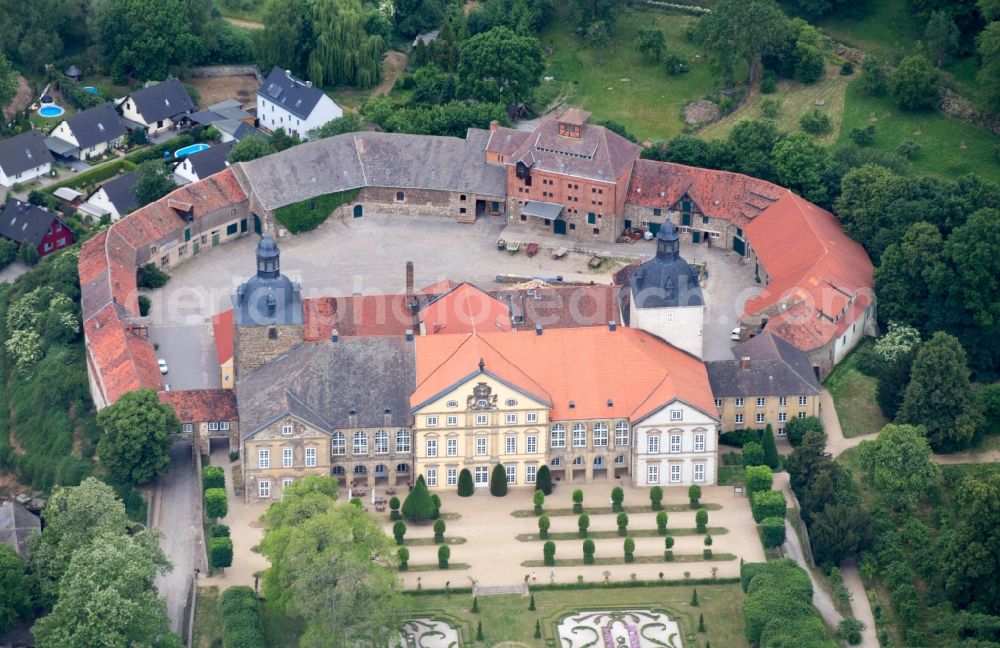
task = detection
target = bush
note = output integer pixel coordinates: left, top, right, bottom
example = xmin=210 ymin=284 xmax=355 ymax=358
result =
xmin=536 ymin=465 xmax=552 ymax=495
xmin=761 ymin=71 xmax=777 ymax=93
xmin=437 ymin=545 xmax=450 ymax=568
xmin=533 ymin=489 xmax=545 ymax=515
xmin=431 ymin=494 xmax=441 ymax=518
xmin=760 ymin=425 xmax=779 ymax=469
xmin=688 ymin=484 xmax=701 ymax=508
xmin=761 ymin=517 xmax=786 ymax=548
xmin=0 ymin=239 xmax=16 ymax=269
xmin=751 ymin=490 xmax=787 ymax=523
xmin=389 ymin=496 xmax=401 ymax=520
xmin=582 ymin=539 xmax=595 ymax=564
xmin=656 ymin=511 xmax=668 ymax=535
xmin=402 ymin=475 xmax=436 ymax=521
xmin=785 ymin=416 xmax=823 ymax=447
xmin=18 ymin=243 xmax=38 ymax=267
xmin=572 ymin=489 xmax=583 ymax=513
xmin=489 ymin=464 xmax=508 ymax=496
xmin=890 ymin=55 xmax=939 ymax=111
xmin=695 ymin=508 xmax=708 ymax=533
xmin=616 ymin=512 xmax=629 ymax=536
xmin=849 ymin=125 xmax=876 ymax=146
xmin=578 ymin=513 xmax=590 ymax=537
xmin=210 ymin=523 xmax=230 ymax=538
xmin=624 ymin=537 xmax=636 ymax=563
xmin=205 ymin=488 xmax=228 ymax=520
xmin=457 ymin=468 xmax=474 ymax=496
xmin=760 ymin=98 xmax=781 ymax=118
xmin=220 ymin=586 xmax=264 ymax=648
xmin=397 ymin=547 xmax=409 ymax=570
xmin=745 ymin=465 xmax=773 ymax=494
xmin=137 ymin=295 xmax=151 ymax=316
xmin=649 ymin=486 xmax=663 ymax=510
xmin=742 ymin=561 xmax=818 ymax=644
xmin=433 ymin=518 xmax=446 ymax=543
xmin=799 ymin=109 xmax=831 ymax=134
xmin=393 ymin=521 xmax=406 ymax=545
xmin=611 ymin=486 xmax=624 ymax=511
xmin=896 ymin=139 xmax=921 ymax=159
xmin=837 ymin=618 xmax=865 ymax=645
xmin=742 ymin=441 xmax=766 ymax=467
xmin=273 ymin=189 xmax=360 ymax=233
xmin=841 ymin=61 xmax=854 ymax=75
xmin=543 ymin=541 xmax=556 ymax=566
xmin=210 ymin=537 xmax=233 ymax=569
xmin=136 ymin=263 xmax=170 ymax=289
xmin=203 ymin=466 xmax=225 ymax=491
xmin=538 ymin=514 xmax=550 ymax=539
xmin=719 ymin=429 xmax=760 ymax=447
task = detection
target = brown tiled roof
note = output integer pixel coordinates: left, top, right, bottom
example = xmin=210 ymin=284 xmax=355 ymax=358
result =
xmin=84 ymin=303 xmax=162 ymax=404
xmin=510 ymin=117 xmax=641 ymax=183
xmin=159 ymin=389 xmax=237 ymax=423
xmin=303 ymin=294 xmax=421 ymax=341
xmin=212 ymin=309 xmax=234 ymax=364
xmin=419 ymin=282 xmax=512 ymax=335
xmin=493 ymin=284 xmax=622 ymax=330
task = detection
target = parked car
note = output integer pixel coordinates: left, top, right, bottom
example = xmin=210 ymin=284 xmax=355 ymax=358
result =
xmin=730 ymin=327 xmax=741 ymax=341
xmin=158 ymin=358 xmax=169 ymax=374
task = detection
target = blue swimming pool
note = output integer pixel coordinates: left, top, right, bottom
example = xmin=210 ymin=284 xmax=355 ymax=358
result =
xmin=174 ymin=143 xmax=210 ymax=158
xmin=37 ymin=105 xmax=65 ymax=118
xmin=83 ymin=86 xmax=98 ymax=94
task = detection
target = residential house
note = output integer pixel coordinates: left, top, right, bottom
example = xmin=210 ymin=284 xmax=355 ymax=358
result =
xmin=120 ymin=78 xmax=195 ymax=136
xmin=0 ymin=130 xmax=53 ymax=187
xmin=706 ymin=332 xmax=822 ymax=437
xmin=174 ymin=141 xmax=234 ymax=184
xmin=256 ymin=67 xmax=343 ymax=140
xmin=159 ymin=389 xmax=239 ymax=455
xmin=188 ymin=100 xmax=259 ymax=143
xmin=0 ymin=501 xmax=40 ymax=555
xmin=45 ymin=102 xmax=126 ymax=161
xmin=0 ymin=199 xmax=74 ymax=257
xmin=84 ymin=170 xmax=139 ymax=221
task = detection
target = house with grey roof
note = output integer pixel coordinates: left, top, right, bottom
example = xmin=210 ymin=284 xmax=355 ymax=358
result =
xmin=256 ymin=67 xmax=343 ymax=140
xmin=0 ymin=199 xmax=74 ymax=257
xmin=0 ymin=501 xmax=40 ymax=555
xmin=120 ymin=78 xmax=196 ymax=136
xmin=84 ymin=170 xmax=140 ymax=221
xmin=45 ymin=102 xmax=126 ymax=161
xmin=175 ymin=141 xmax=234 ymax=184
xmin=0 ymin=130 xmax=54 ymax=187
xmin=705 ymin=332 xmax=822 ymax=436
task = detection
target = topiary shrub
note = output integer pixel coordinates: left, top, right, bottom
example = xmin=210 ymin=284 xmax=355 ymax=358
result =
xmin=582 ymin=539 xmax=595 ymax=564
xmin=742 ymin=441 xmax=765 ymax=467
xmin=202 ymin=466 xmax=225 ymax=491
xmin=457 ymin=468 xmax=474 ymax=496
xmin=393 ymin=521 xmax=406 ymax=545
xmin=572 ymin=489 xmax=583 ymax=513
xmin=649 ymin=485 xmax=663 ymax=510
xmin=760 ymin=424 xmax=779 ymax=469
xmin=745 ymin=465 xmax=774 ymax=494
xmin=624 ymin=537 xmax=636 ymax=563
xmin=538 ymin=514 xmax=551 ymax=539
xmin=389 ymin=496 xmax=401 ymax=520
xmin=751 ymin=490 xmax=787 ymax=523
xmin=210 ymin=523 xmax=230 ymax=538
xmin=433 ymin=518 xmax=446 ymax=543
xmin=402 ymin=475 xmax=436 ymax=521
xmin=536 ymin=465 xmax=553 ymax=495
xmin=703 ymin=534 xmax=713 ymax=559
xmin=489 ymin=464 xmax=508 ymax=497
xmin=664 ymin=536 xmax=674 ymax=561
xmin=695 ymin=508 xmax=708 ymax=533
xmin=656 ymin=511 xmax=668 ymax=535
xmin=761 ymin=516 xmax=786 ymax=548
xmin=719 ymin=429 xmax=761 ymax=447
xmin=210 ymin=536 xmax=233 ymax=570
xmin=205 ymin=488 xmax=228 ymax=520
xmin=219 ymin=586 xmax=263 ymax=648
xmin=578 ymin=513 xmax=590 ymax=537
xmin=138 ymin=295 xmax=151 ymax=316
xmin=543 ymin=541 xmax=556 ymax=566
xmin=397 ymin=547 xmax=410 ymax=570
xmin=616 ymin=512 xmax=629 ymax=536
xmin=431 ymin=494 xmax=441 ymax=519
xmin=533 ymin=489 xmax=545 ymax=515
xmin=688 ymin=484 xmax=701 ymax=508
xmin=611 ymin=486 xmax=624 ymax=511
xmin=438 ymin=545 xmax=450 ymax=569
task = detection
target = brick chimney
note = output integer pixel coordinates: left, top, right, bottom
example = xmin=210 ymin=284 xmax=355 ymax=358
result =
xmin=489 ymin=120 xmax=500 ymax=131
xmin=739 ymin=356 xmax=751 ymax=370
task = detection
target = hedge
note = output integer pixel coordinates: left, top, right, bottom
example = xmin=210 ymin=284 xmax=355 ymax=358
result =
xmin=274 ymin=189 xmax=361 ymax=234
xmin=751 ymin=490 xmax=786 ymax=523
xmin=761 ymin=517 xmax=786 ymax=548
xmin=745 ymin=465 xmax=773 ymax=494
xmin=205 ymin=487 xmax=228 ymax=520
xmin=42 ymin=159 xmax=138 ymax=195
xmin=759 ymin=614 xmax=836 ymax=648
xmin=210 ymin=537 xmax=233 ymax=569
xmin=203 ymin=467 xmax=225 ymax=492
xmin=718 ymin=428 xmax=761 ymax=447
xmin=741 ymin=561 xmax=821 ymax=645
xmin=220 ymin=586 xmax=265 ymax=648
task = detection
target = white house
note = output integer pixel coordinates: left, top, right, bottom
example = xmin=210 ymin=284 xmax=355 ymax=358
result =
xmin=632 ymin=399 xmax=719 ymax=487
xmin=45 ymin=103 xmax=126 ymax=161
xmin=84 ymin=170 xmax=139 ymax=221
xmin=0 ymin=130 xmax=53 ymax=187
xmin=120 ymin=78 xmax=195 ymax=136
xmin=257 ymin=67 xmax=343 ymax=140
xmin=174 ymin=141 xmax=234 ymax=184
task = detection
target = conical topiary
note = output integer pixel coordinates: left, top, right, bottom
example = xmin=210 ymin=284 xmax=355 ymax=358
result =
xmin=476 ymin=621 xmax=483 ymax=640
xmin=536 ymin=465 xmax=553 ymax=495
xmin=534 ymin=620 xmax=541 ymax=639
xmin=698 ymin=613 xmax=706 ymax=632
xmin=457 ymin=468 xmax=474 ymax=496
xmin=529 ymin=593 xmax=536 ymax=610
xmin=691 ymin=588 xmax=699 ymax=607
xmin=402 ymin=475 xmax=436 ymax=521
xmin=471 ymin=595 xmax=479 ymax=613
xmin=490 ymin=463 xmax=508 ymax=496
xmin=761 ymin=423 xmax=780 ymax=469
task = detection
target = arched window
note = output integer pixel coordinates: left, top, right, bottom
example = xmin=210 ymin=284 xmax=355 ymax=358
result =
xmin=550 ymin=424 xmax=566 ymax=448
xmin=615 ymin=421 xmax=630 ymax=446
xmin=353 ymin=465 xmax=367 ymax=474
xmin=593 ymin=422 xmax=609 ymax=447
xmin=572 ymin=423 xmax=587 ymax=448
xmin=613 ymin=454 xmax=626 ymax=465
xmin=374 ymin=430 xmax=388 ymax=454
xmin=551 ymin=457 xmax=562 ymax=467
xmin=331 ymin=432 xmax=345 ymax=455
xmin=353 ymin=431 xmax=368 ymax=454
xmin=572 ymin=456 xmax=584 ymax=465
xmin=396 ymin=429 xmax=410 ymax=452
xmin=331 ymin=466 xmax=345 ymax=475
xmin=396 ymin=463 xmax=410 ymax=473
xmin=593 ymin=456 xmax=605 ymax=467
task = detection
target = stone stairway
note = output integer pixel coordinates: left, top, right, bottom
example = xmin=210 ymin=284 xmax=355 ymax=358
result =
xmin=473 ymin=583 xmax=528 ymax=597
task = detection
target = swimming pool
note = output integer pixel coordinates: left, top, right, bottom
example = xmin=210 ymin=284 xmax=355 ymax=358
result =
xmin=37 ymin=105 xmax=65 ymax=118
xmin=174 ymin=143 xmax=210 ymax=158
xmin=83 ymin=86 xmax=98 ymax=94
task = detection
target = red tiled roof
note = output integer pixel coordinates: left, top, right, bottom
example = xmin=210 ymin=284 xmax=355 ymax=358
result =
xmin=510 ymin=116 xmax=641 ymax=183
xmin=84 ymin=303 xmax=163 ymax=405
xmin=418 ymin=279 xmax=457 ymax=294
xmin=303 ymin=294 xmax=417 ymax=341
xmin=419 ymin=282 xmax=512 ymax=335
xmin=212 ymin=309 xmax=234 ymax=364
xmin=159 ymin=389 xmax=237 ymax=423
xmin=411 ymin=327 xmax=716 ymax=421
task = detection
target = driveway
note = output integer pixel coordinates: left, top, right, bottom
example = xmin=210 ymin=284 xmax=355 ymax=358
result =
xmin=154 ymin=440 xmax=203 ymax=634
xmin=147 ymin=322 xmax=220 ymax=390
xmin=683 ymin=244 xmax=759 ymax=361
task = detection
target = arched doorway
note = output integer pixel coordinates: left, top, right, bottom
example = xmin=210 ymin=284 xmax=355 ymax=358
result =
xmin=395 ymin=463 xmax=410 ymax=487
xmin=593 ymin=455 xmax=607 ymax=481
xmin=374 ymin=464 xmax=388 ymax=485
xmin=331 ymin=465 xmax=346 ymax=485
xmin=353 ymin=204 xmax=363 ymax=218
xmin=571 ymin=456 xmax=586 ymax=482
xmin=252 ymin=214 xmax=261 ymax=234
xmin=352 ymin=464 xmax=368 ymax=488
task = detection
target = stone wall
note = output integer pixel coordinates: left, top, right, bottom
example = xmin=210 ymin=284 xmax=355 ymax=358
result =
xmin=188 ymin=65 xmax=263 ymax=83
xmin=939 ymin=88 xmax=1000 ymax=137
xmin=233 ymin=322 xmax=304 ymax=380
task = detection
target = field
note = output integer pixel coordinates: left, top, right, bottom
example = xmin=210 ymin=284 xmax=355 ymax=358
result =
xmin=186 ymin=74 xmax=259 ymax=110
xmin=539 ymin=5 xmax=722 ymax=142
xmin=822 ymin=340 xmax=887 ymax=438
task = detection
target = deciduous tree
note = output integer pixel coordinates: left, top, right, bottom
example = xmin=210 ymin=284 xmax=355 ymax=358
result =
xmin=0 ymin=545 xmax=33 ymax=634
xmin=978 ymin=22 xmax=1000 ymax=111
xmin=97 ymin=389 xmax=177 ymax=485
xmin=858 ymin=424 xmax=940 ymax=511
xmin=458 ymin=27 xmax=543 ymax=105
xmin=227 ymin=134 xmax=272 ymax=163
xmin=92 ymin=0 xmax=198 ymax=81
xmin=890 ymin=55 xmax=940 ymax=111
xmin=132 ymin=160 xmax=175 ymax=208
xmin=635 ymin=27 xmax=667 ymax=62
xmin=696 ymin=0 xmax=789 ymax=86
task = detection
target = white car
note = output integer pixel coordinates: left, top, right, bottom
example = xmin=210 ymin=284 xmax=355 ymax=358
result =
xmin=730 ymin=327 xmax=742 ymax=341
xmin=158 ymin=358 xmax=169 ymax=374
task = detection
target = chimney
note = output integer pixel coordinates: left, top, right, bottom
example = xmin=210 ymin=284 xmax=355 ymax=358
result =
xmin=405 ymin=329 xmax=414 ymax=341
xmin=285 ymin=69 xmax=292 ymax=78
xmin=348 ymin=407 xmax=357 ymax=428
xmin=305 ymin=81 xmax=312 ymax=87
xmin=740 ymin=356 xmax=751 ymax=370
xmin=384 ymin=408 xmax=392 ymax=426
xmin=535 ymin=324 xmax=543 ymax=336
xmin=489 ymin=120 xmax=499 ymax=131
xmin=331 ymin=329 xmax=339 ymax=342
xmin=608 ymin=320 xmax=617 ymax=332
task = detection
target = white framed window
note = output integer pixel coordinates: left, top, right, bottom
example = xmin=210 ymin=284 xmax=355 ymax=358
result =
xmin=526 ymin=465 xmax=537 ymax=483
xmin=526 ymin=412 xmax=538 ymax=424
xmin=426 ymin=438 xmax=438 ymax=457
xmin=694 ymin=463 xmax=705 ymax=482
xmin=735 ymin=414 xmax=744 ymax=425
xmin=258 ymin=448 xmax=270 ymax=469
xmin=375 ymin=430 xmax=389 ymax=454
xmin=735 ymin=398 xmax=744 ymax=408
xmin=527 ymin=435 xmax=537 ymax=453
xmin=778 ymin=412 xmax=787 ymax=422
xmin=476 ymin=413 xmax=489 ymax=426
xmin=572 ymin=423 xmax=586 ymax=448
xmin=669 ymin=464 xmax=681 ymax=483
xmin=353 ymin=431 xmax=368 ymax=455
xmin=593 ymin=423 xmax=609 ymax=447
xmin=670 ymin=409 xmax=683 ymax=421
xmin=220 ymin=421 xmax=230 ymax=431
xmin=505 ymin=464 xmax=516 ymax=484
xmin=396 ymin=429 xmax=410 ymax=452
xmin=551 ymin=458 xmax=562 ymax=467
xmin=259 ymin=479 xmax=270 ymax=498
xmin=757 ymin=397 xmax=766 ymax=408
xmin=670 ymin=434 xmax=681 ymax=453
xmin=505 ymin=398 xmax=518 ymax=406
xmin=181 ymin=423 xmax=193 ymax=434
xmin=694 ymin=434 xmax=705 ymax=452
xmin=798 ymin=412 xmax=807 ymax=419
xmin=426 ymin=468 xmax=437 ymax=487
xmin=505 ymin=436 xmax=517 ymax=454
xmin=426 ymin=416 xmax=439 ymax=427
xmin=282 ymin=424 xmax=293 ymax=435
xmin=614 ymin=454 xmax=626 ymax=465
xmin=715 ymin=398 xmax=723 ymax=409
xmin=778 ymin=427 xmax=786 ymax=436
xmin=665 ymin=311 xmax=674 ymax=323
xmin=647 ymin=435 xmax=660 ymax=453
xmin=446 ymin=467 xmax=457 ymax=486
xmin=756 ymin=413 xmax=766 ymax=424
xmin=474 ymin=466 xmax=489 ymax=484
xmin=209 ymin=422 xmax=220 ymax=431
xmin=506 ymin=413 xmax=517 ymax=425
xmin=282 ymin=478 xmax=293 ymax=489
xmin=476 ymin=436 xmax=487 ymax=455
xmin=446 ymin=438 xmax=458 ymax=456
xmin=799 ymin=396 xmax=808 ymax=406
xmin=778 ymin=396 xmax=787 ymax=407
xmin=305 ymin=447 xmax=316 ymax=467
xmin=550 ymin=424 xmax=566 ymax=448
xmin=332 ymin=433 xmax=345 ymax=455
xmin=446 ymin=415 xmax=458 ymax=426
xmin=615 ymin=421 xmax=630 ymax=446
xmin=647 ymin=465 xmax=659 ymax=484
xmin=282 ymin=447 xmax=293 ymax=468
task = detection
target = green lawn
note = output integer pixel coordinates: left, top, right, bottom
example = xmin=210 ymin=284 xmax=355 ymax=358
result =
xmin=838 ymin=79 xmax=1000 ymax=184
xmin=815 ymin=0 xmax=921 ymax=59
xmin=822 ymin=339 xmax=887 ymax=438
xmin=409 ymin=583 xmax=748 ymax=647
xmin=192 ymin=586 xmax=222 ymax=648
xmin=539 ymin=5 xmax=722 ymax=142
